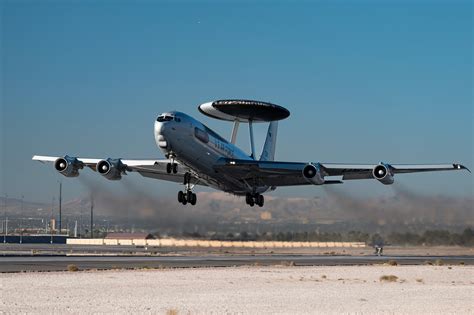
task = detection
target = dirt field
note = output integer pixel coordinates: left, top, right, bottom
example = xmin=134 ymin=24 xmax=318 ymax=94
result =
xmin=1 ymin=265 xmax=473 ymax=314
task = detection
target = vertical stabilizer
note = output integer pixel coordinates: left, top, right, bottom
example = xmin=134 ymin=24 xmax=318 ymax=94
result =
xmin=260 ymin=121 xmax=278 ymax=161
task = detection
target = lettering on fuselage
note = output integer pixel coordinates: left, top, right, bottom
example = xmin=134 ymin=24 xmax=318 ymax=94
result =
xmin=211 ymin=137 xmax=234 ymax=158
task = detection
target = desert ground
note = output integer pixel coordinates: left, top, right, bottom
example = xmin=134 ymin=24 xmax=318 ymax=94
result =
xmin=1 ymin=265 xmax=473 ymax=314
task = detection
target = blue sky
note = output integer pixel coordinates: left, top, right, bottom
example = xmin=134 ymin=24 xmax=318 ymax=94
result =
xmin=1 ymin=0 xmax=472 ymax=203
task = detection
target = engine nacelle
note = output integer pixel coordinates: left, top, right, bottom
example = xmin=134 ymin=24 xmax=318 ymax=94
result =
xmin=97 ymin=158 xmax=127 ymax=180
xmin=303 ymin=163 xmax=325 ymax=185
xmin=372 ymin=164 xmax=394 ymax=185
xmin=54 ymin=156 xmax=83 ymax=177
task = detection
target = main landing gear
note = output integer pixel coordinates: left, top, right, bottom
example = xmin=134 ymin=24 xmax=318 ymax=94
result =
xmin=178 ymin=190 xmax=197 ymax=206
xmin=178 ymin=172 xmax=197 ymax=206
xmin=246 ymin=193 xmax=264 ymax=207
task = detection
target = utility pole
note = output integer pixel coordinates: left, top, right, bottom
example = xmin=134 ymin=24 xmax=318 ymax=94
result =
xmin=20 ymin=195 xmax=24 ymax=244
xmin=79 ymin=206 xmax=83 ymax=238
xmin=58 ymin=181 xmax=62 ymax=234
xmin=3 ymin=193 xmax=7 ymax=243
xmin=90 ymin=195 xmax=94 ymax=239
xmin=50 ymin=196 xmax=54 ymax=244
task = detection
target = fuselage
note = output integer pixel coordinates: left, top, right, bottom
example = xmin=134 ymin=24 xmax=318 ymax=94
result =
xmin=154 ymin=111 xmax=267 ymax=195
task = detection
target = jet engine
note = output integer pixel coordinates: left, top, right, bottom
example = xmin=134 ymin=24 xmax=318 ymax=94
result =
xmin=97 ymin=158 xmax=127 ymax=180
xmin=303 ymin=163 xmax=325 ymax=185
xmin=54 ymin=156 xmax=83 ymax=177
xmin=372 ymin=164 xmax=394 ymax=185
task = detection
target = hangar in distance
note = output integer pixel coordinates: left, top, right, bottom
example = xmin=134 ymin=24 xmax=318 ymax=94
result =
xmin=33 ymin=100 xmax=470 ymax=207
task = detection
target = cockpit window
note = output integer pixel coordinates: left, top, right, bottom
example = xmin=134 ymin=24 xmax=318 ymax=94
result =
xmin=157 ymin=115 xmax=174 ymax=122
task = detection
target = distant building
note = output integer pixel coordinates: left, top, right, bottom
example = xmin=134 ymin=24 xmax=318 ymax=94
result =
xmin=105 ymin=232 xmax=155 ymax=240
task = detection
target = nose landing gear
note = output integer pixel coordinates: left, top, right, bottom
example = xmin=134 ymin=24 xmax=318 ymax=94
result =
xmin=166 ymin=162 xmax=178 ymax=174
xmin=166 ymin=154 xmax=178 ymax=174
xmin=178 ymin=172 xmax=197 ymax=206
xmin=246 ymin=193 xmax=264 ymax=207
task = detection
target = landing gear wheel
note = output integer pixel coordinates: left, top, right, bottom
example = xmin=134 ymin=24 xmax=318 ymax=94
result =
xmin=182 ymin=197 xmax=187 ymax=205
xmin=246 ymin=193 xmax=252 ymax=205
xmin=256 ymin=194 xmax=264 ymax=207
xmin=166 ymin=163 xmax=172 ymax=174
xmin=190 ymin=193 xmax=197 ymax=205
xmin=178 ymin=191 xmax=184 ymax=203
xmin=172 ymin=163 xmax=178 ymax=174
xmin=248 ymin=198 xmax=255 ymax=207
xmin=186 ymin=190 xmax=193 ymax=201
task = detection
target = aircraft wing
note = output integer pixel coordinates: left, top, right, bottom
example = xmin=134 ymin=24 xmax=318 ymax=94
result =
xmin=214 ymin=158 xmax=470 ymax=187
xmin=32 ymin=155 xmax=204 ymax=185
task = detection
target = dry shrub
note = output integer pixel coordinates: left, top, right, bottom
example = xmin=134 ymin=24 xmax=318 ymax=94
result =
xmin=321 ymin=275 xmax=327 ymax=279
xmin=416 ymin=278 xmax=424 ymax=283
xmin=434 ymin=259 xmax=444 ymax=266
xmin=387 ymin=260 xmax=398 ymax=266
xmin=379 ymin=275 xmax=398 ymax=282
xmin=166 ymin=309 xmax=178 ymax=315
xmin=67 ymin=264 xmax=79 ymax=272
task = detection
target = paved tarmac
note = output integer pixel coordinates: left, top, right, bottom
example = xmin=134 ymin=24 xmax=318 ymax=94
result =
xmin=0 ymin=243 xmax=179 ymax=255
xmin=1 ymin=254 xmax=473 ymax=272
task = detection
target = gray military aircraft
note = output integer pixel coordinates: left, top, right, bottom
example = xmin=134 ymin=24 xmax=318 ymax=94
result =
xmin=33 ymin=100 xmax=470 ymax=207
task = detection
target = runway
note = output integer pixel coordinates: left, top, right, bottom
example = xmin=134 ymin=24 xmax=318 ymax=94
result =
xmin=1 ymin=254 xmax=473 ymax=272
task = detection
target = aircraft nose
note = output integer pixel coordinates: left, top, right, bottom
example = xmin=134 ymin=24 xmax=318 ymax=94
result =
xmin=154 ymin=121 xmax=169 ymax=149
xmin=155 ymin=121 xmax=167 ymax=135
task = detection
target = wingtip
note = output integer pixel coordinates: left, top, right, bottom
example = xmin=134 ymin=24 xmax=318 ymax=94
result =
xmin=454 ymin=164 xmax=471 ymax=173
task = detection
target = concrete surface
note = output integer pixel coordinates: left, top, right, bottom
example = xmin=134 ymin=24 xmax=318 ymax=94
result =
xmin=1 ymin=254 xmax=473 ymax=272
xmin=1 ymin=243 xmax=472 ymax=258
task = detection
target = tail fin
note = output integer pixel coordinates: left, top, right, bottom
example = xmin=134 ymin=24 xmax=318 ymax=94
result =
xmin=260 ymin=121 xmax=278 ymax=161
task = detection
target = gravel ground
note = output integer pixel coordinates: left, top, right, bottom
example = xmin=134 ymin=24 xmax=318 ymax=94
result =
xmin=1 ymin=265 xmax=473 ymax=314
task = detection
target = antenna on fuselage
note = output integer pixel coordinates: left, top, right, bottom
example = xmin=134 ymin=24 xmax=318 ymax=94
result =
xmin=197 ymin=100 xmax=290 ymax=159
